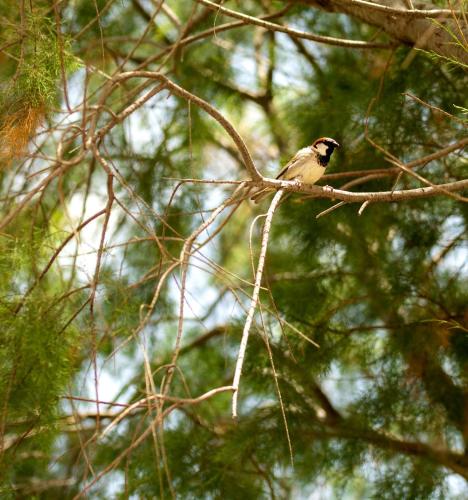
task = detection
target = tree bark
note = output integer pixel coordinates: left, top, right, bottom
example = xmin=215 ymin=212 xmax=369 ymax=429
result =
xmin=296 ymin=0 xmax=468 ymax=63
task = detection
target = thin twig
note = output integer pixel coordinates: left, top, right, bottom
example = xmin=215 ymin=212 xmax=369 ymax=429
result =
xmin=88 ymin=71 xmax=260 ymax=179
xmin=316 ymin=201 xmax=347 ymax=219
xmin=232 ymin=189 xmax=284 ymax=418
xmin=358 ymin=200 xmax=370 ymax=215
xmin=332 ymin=0 xmax=461 ymax=18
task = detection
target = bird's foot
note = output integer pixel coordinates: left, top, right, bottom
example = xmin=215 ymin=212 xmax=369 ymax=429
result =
xmin=323 ymin=185 xmax=334 ymax=194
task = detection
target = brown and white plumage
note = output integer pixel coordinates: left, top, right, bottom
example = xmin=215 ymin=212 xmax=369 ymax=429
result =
xmin=251 ymin=137 xmax=340 ymax=203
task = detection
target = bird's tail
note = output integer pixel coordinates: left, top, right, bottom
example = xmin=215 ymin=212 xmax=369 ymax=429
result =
xmin=223 ymin=182 xmax=264 ymax=206
xmin=250 ymin=188 xmax=272 ymax=204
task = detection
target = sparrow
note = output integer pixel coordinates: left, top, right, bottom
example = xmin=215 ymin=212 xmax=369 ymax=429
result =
xmin=251 ymin=137 xmax=340 ymax=203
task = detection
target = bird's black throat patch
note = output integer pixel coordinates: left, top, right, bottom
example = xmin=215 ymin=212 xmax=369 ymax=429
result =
xmin=317 ymin=143 xmax=338 ymax=167
xmin=318 ymin=151 xmax=332 ymax=167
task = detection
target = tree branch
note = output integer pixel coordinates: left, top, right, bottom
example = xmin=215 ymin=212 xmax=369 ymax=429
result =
xmin=196 ymin=0 xmax=393 ymax=48
xmin=88 ymin=71 xmax=261 ymax=179
xmin=232 ymin=189 xmax=284 ymax=418
xmin=297 ymin=0 xmax=468 ymax=62
xmin=318 ymin=425 xmax=468 ymax=479
xmin=250 ymin=178 xmax=468 ymax=203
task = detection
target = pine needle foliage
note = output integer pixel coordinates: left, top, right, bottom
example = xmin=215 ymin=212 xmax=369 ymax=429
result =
xmin=0 ymin=2 xmax=78 ymax=161
xmin=0 ymin=233 xmax=82 ymax=494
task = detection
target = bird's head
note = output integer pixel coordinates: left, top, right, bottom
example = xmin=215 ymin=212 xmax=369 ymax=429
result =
xmin=312 ymin=137 xmax=340 ymax=166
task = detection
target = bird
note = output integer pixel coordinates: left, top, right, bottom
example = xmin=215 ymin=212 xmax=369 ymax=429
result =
xmin=251 ymin=137 xmax=340 ymax=203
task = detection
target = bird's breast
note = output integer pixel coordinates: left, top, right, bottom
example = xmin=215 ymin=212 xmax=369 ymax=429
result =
xmin=300 ymin=158 xmax=326 ymax=184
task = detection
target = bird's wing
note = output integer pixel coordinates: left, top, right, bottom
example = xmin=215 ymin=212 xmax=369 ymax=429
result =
xmin=276 ymin=148 xmax=311 ymax=180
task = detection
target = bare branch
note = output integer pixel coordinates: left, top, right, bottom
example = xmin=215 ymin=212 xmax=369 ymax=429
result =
xmin=232 ymin=189 xmax=284 ymax=418
xmin=254 ymin=178 xmax=468 ymax=203
xmin=332 ymin=0 xmax=461 ymax=18
xmin=297 ymin=0 xmax=468 ymax=62
xmin=196 ymin=0 xmax=394 ymax=49
xmin=88 ymin=71 xmax=261 ymax=179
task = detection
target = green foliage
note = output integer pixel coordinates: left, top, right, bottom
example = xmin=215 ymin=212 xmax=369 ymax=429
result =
xmin=0 ymin=0 xmax=467 ymax=498
xmin=0 ymin=4 xmax=79 ymax=111
xmin=0 ymin=234 xmax=82 ymax=492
